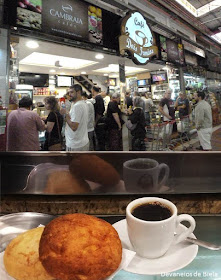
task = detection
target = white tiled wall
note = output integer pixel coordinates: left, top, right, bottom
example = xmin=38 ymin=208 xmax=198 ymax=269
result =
xmin=0 ymin=28 xmax=9 ymax=106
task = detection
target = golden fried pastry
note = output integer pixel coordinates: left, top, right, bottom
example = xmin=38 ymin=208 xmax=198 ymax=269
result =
xmin=4 ymin=227 xmax=54 ymax=280
xmin=39 ymin=214 xmax=122 ymax=280
xmin=44 ymin=170 xmax=91 ymax=194
xmin=69 ymin=155 xmax=120 ymax=186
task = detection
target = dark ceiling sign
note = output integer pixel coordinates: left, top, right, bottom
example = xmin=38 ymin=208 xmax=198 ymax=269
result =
xmin=159 ymin=35 xmax=185 ymax=65
xmin=206 ymin=52 xmax=221 ymax=73
xmin=16 ymin=0 xmax=103 ymax=44
xmin=119 ymin=11 xmax=158 ymax=65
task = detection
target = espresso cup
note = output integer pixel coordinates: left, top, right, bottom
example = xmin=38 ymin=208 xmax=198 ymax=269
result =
xmin=126 ymin=197 xmax=196 ymax=259
xmin=123 ymin=158 xmax=169 ymax=192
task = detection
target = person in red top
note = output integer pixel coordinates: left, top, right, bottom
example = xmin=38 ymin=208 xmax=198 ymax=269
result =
xmin=7 ymin=96 xmax=45 ymax=151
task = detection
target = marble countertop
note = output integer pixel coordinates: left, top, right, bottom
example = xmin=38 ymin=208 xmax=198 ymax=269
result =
xmin=1 ymin=193 xmax=221 ymax=215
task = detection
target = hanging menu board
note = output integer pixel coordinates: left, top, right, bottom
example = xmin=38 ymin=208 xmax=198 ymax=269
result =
xmin=16 ymin=0 xmax=103 ymax=44
xmin=159 ymin=35 xmax=185 ymax=65
xmin=166 ymin=39 xmax=180 ymax=64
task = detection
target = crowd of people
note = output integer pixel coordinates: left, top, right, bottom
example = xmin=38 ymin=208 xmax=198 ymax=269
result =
xmin=6 ymin=85 xmax=213 ymax=152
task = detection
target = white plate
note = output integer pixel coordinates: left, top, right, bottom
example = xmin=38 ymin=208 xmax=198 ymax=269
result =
xmin=113 ymin=219 xmax=198 ymax=275
xmin=0 ymin=248 xmax=136 ymax=280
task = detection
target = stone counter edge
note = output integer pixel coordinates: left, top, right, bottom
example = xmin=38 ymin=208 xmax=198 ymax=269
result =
xmin=1 ymin=193 xmax=221 ymax=215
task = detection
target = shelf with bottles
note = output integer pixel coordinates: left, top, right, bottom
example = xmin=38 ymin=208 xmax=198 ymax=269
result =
xmin=34 ymin=95 xmax=56 ymax=97
xmin=9 ymin=43 xmax=19 ymax=103
xmin=34 ymin=87 xmax=55 ymax=96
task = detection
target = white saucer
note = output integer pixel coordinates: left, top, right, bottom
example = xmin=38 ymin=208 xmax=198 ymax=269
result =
xmin=113 ymin=219 xmax=198 ymax=275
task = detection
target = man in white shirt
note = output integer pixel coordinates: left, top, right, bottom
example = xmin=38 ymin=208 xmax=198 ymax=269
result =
xmin=82 ymin=91 xmax=95 ymax=150
xmin=64 ymin=84 xmax=89 ymax=151
xmin=194 ymin=91 xmax=212 ymax=151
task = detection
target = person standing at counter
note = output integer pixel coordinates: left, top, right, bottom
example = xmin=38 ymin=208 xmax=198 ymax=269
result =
xmin=125 ymin=90 xmax=133 ymax=108
xmin=64 ymin=84 xmax=89 ymax=151
xmin=81 ymin=91 xmax=95 ymax=151
xmin=43 ymin=96 xmax=63 ymax=151
xmin=158 ymin=88 xmax=176 ymax=131
xmin=92 ymin=86 xmax=105 ymax=150
xmin=7 ymin=96 xmax=45 ymax=151
xmin=127 ymin=96 xmax=146 ymax=151
xmin=174 ymin=92 xmax=189 ymax=118
xmin=194 ymin=91 xmax=213 ymax=151
xmin=141 ymin=92 xmax=153 ymax=125
xmin=106 ymin=92 xmax=124 ymax=151
xmin=158 ymin=88 xmax=175 ymax=121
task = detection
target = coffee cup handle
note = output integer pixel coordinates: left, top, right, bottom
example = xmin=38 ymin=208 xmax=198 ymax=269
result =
xmin=158 ymin=163 xmax=170 ymax=186
xmin=173 ymin=214 xmax=196 ymax=245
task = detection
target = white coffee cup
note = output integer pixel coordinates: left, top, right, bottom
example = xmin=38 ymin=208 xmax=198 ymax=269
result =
xmin=126 ymin=197 xmax=196 ymax=259
xmin=123 ymin=158 xmax=169 ymax=192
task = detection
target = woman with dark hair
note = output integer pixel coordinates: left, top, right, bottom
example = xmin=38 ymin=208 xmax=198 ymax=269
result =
xmin=127 ymin=96 xmax=146 ymax=151
xmin=44 ymin=96 xmax=63 ymax=150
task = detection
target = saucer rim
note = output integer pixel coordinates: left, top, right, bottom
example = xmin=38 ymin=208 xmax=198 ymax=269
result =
xmin=113 ymin=218 xmax=198 ymax=275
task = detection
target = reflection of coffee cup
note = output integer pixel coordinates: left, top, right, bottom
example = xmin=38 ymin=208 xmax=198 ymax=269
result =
xmin=123 ymin=158 xmax=169 ymax=192
xmin=126 ymin=197 xmax=196 ymax=258
xmin=135 ymin=30 xmax=148 ymax=46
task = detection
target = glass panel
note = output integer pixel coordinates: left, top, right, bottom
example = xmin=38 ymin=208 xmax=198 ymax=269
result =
xmin=1 ymin=152 xmax=220 ymax=195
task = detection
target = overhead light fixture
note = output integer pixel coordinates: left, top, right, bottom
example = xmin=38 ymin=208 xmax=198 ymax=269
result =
xmin=95 ymin=53 xmax=104 ymax=59
xmin=26 ymin=41 xmax=39 ymax=49
xmin=50 ymin=69 xmax=56 ymax=73
xmin=103 ymin=74 xmax=109 ymax=76
xmin=20 ymin=52 xmax=98 ymax=69
xmin=60 ymin=72 xmax=66 ymax=75
xmin=81 ymin=71 xmax=87 ymax=74
xmin=94 ymin=64 xmax=146 ymax=74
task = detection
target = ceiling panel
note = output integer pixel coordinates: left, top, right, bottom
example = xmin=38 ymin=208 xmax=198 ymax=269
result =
xmin=188 ymin=0 xmax=214 ymax=9
xmin=171 ymin=0 xmax=221 ymax=44
xmin=16 ymin=36 xmax=162 ymax=76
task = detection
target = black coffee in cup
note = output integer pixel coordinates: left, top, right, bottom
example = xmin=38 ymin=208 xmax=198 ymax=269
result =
xmin=131 ymin=202 xmax=172 ymax=221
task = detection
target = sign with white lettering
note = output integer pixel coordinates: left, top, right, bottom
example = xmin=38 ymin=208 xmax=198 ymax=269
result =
xmin=119 ymin=11 xmax=158 ymax=65
xmin=16 ymin=0 xmax=103 ymax=45
xmin=42 ymin=0 xmax=88 ymax=41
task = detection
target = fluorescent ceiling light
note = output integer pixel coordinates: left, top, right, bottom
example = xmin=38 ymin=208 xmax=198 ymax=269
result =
xmin=20 ymin=52 xmax=98 ymax=69
xmin=94 ymin=64 xmax=147 ymax=74
xmin=26 ymin=41 xmax=39 ymax=49
xmin=95 ymin=53 xmax=104 ymax=59
xmin=60 ymin=72 xmax=66 ymax=75
xmin=81 ymin=71 xmax=87 ymax=74
xmin=211 ymin=32 xmax=221 ymax=44
xmin=50 ymin=69 xmax=56 ymax=73
xmin=103 ymin=73 xmax=109 ymax=76
xmin=174 ymin=0 xmax=221 ymax=17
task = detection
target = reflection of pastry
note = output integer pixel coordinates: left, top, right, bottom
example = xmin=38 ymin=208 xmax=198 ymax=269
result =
xmin=4 ymin=227 xmax=53 ymax=280
xmin=44 ymin=170 xmax=90 ymax=194
xmin=39 ymin=214 xmax=122 ymax=280
xmin=69 ymin=155 xmax=120 ymax=186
